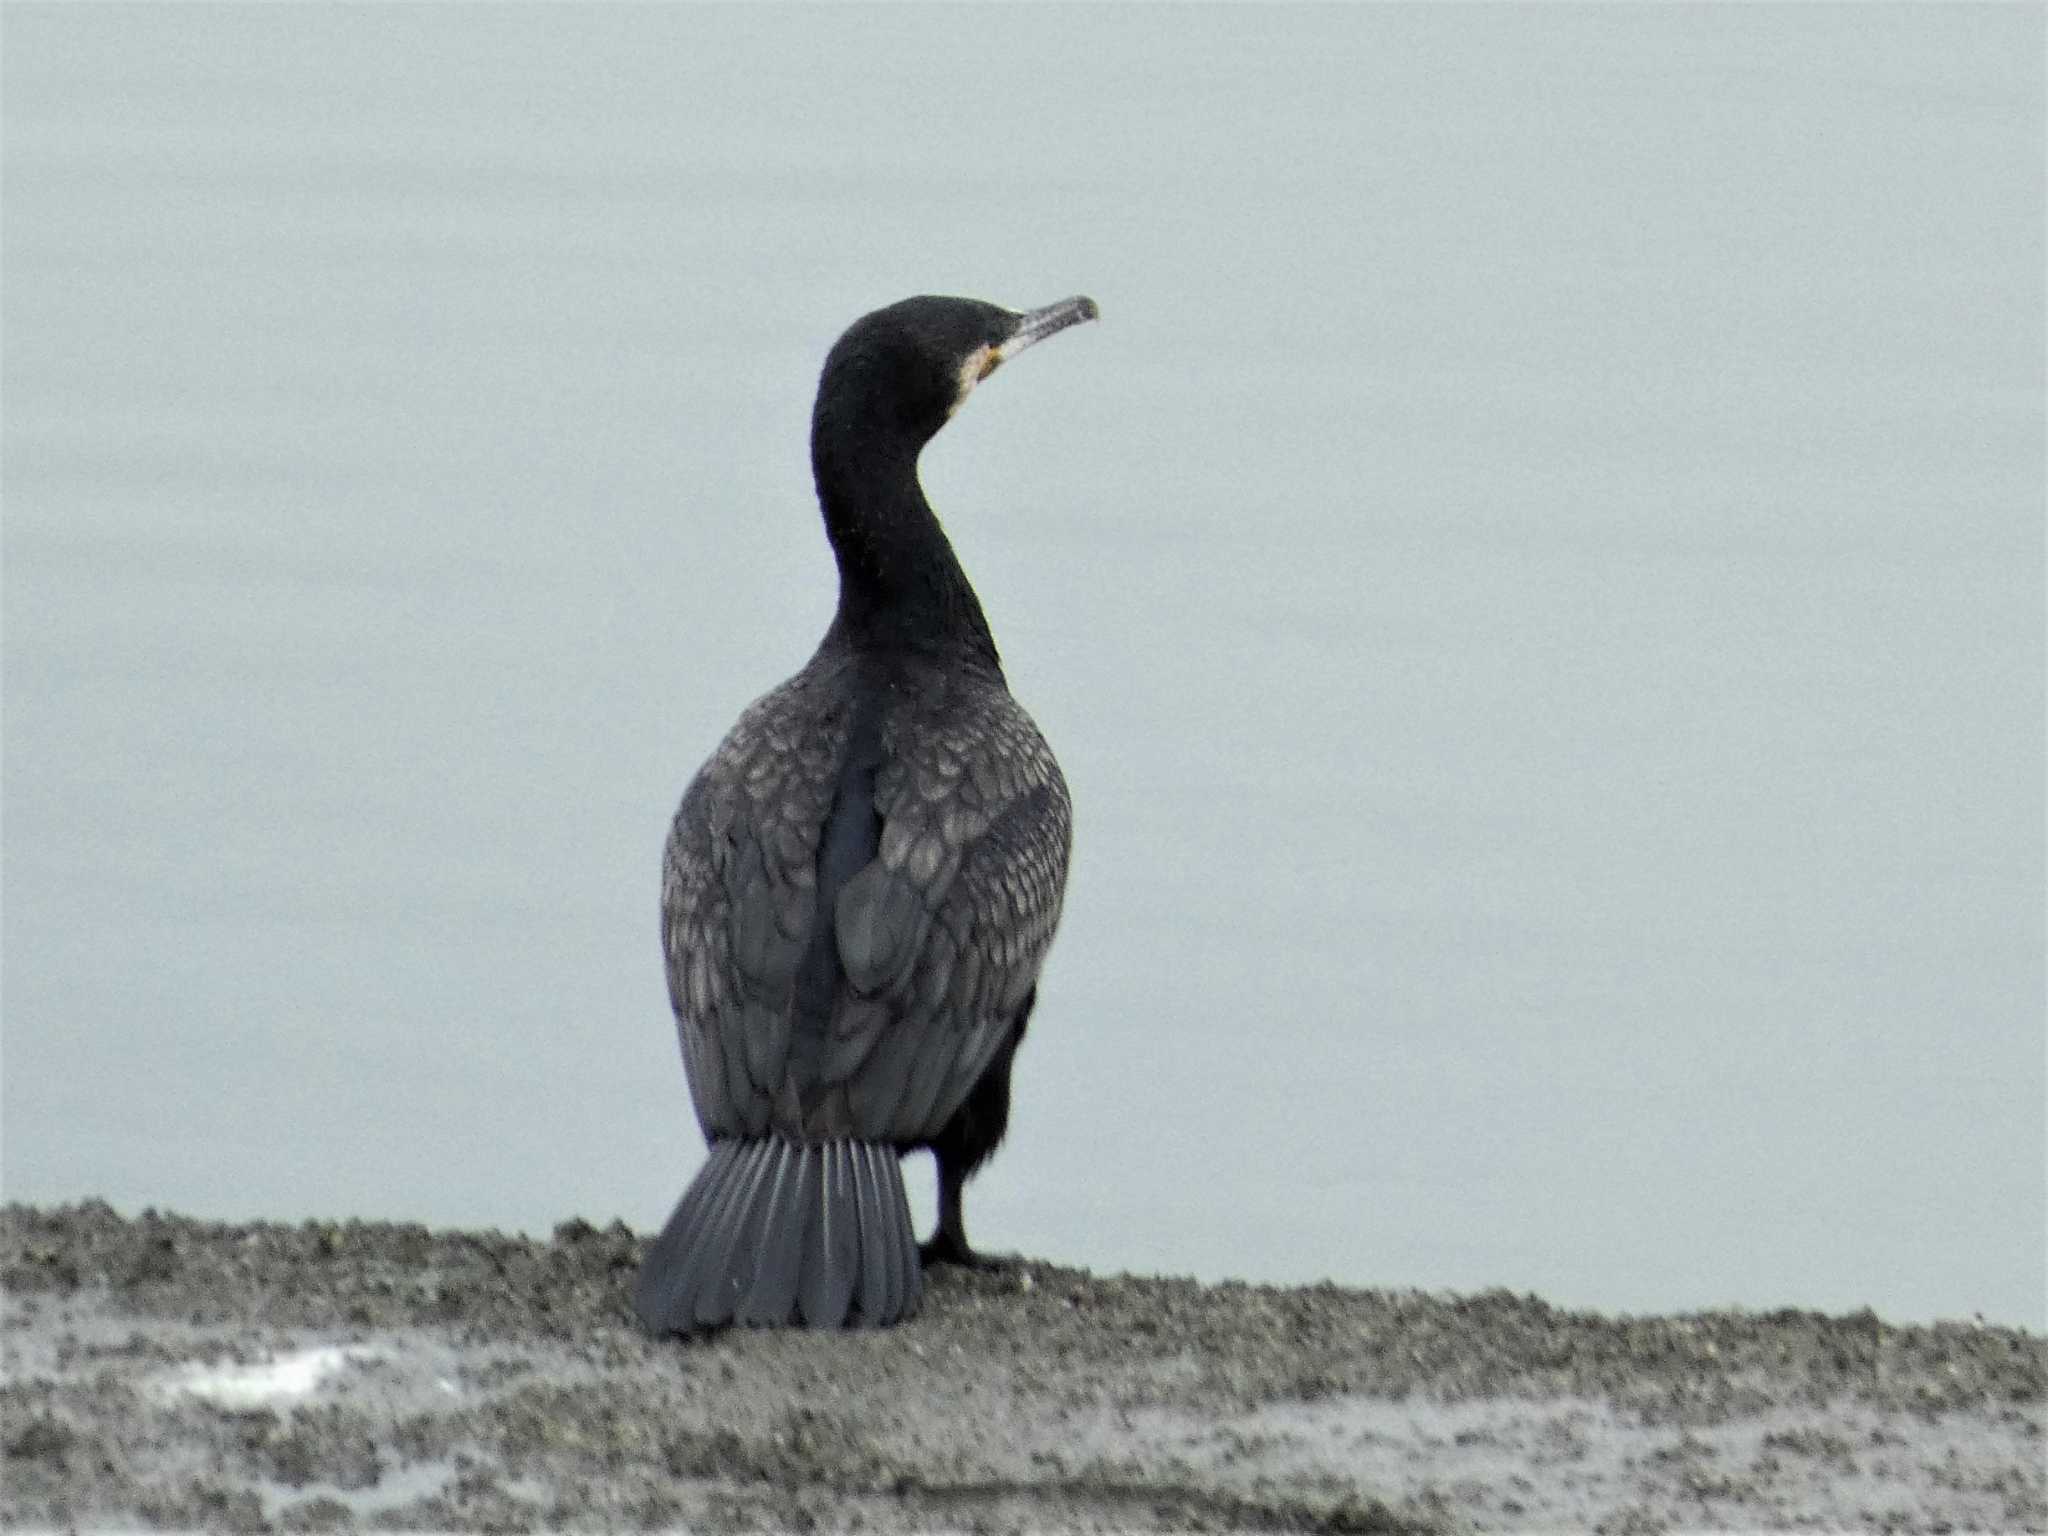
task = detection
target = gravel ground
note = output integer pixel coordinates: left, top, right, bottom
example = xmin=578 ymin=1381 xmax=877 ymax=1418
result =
xmin=2 ymin=1200 xmax=2041 ymax=1534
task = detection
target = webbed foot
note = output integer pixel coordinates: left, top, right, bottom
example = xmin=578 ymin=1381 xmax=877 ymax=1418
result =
xmin=918 ymin=1229 xmax=1010 ymax=1271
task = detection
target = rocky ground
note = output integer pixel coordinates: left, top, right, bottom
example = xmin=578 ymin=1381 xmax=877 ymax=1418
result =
xmin=1 ymin=1201 xmax=2041 ymax=1533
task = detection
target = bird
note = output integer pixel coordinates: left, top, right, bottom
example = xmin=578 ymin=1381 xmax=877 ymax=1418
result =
xmin=635 ymin=294 xmax=1099 ymax=1332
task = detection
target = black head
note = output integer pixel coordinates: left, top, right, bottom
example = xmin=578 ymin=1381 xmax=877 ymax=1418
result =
xmin=813 ymin=294 xmax=1099 ymax=454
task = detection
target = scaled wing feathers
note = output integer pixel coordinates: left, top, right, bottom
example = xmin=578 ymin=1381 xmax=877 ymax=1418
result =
xmin=662 ymin=658 xmax=1070 ymax=1146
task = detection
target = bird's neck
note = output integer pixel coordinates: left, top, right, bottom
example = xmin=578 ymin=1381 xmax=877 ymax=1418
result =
xmin=812 ymin=432 xmax=1002 ymax=670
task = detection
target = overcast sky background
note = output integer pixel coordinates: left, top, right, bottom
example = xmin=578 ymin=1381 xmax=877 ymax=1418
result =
xmin=4 ymin=5 xmax=2042 ymax=1328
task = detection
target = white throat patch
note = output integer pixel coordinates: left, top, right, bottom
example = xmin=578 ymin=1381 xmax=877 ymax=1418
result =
xmin=949 ymin=344 xmax=999 ymax=417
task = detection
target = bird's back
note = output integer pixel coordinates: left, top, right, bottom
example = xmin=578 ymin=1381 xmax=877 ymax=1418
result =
xmin=661 ymin=641 xmax=1070 ymax=1149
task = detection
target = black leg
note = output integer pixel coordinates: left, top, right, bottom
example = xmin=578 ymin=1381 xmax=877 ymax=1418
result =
xmin=918 ymin=991 xmax=1033 ymax=1271
xmin=919 ymin=1150 xmax=994 ymax=1268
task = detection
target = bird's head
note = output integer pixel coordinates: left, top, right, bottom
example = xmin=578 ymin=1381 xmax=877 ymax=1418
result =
xmin=813 ymin=294 xmax=1100 ymax=454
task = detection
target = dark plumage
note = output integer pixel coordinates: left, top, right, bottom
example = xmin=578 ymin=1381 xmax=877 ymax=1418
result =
xmin=636 ymin=294 xmax=1098 ymax=1332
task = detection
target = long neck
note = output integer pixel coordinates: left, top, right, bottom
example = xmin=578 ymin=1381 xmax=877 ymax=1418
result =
xmin=811 ymin=422 xmax=1001 ymax=669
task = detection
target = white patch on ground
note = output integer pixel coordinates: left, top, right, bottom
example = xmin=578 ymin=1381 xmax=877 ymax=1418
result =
xmin=155 ymin=1343 xmax=385 ymax=1408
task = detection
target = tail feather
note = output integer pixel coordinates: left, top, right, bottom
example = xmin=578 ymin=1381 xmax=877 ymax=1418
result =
xmin=804 ymin=1141 xmax=860 ymax=1327
xmin=852 ymin=1142 xmax=893 ymax=1325
xmin=734 ymin=1141 xmax=808 ymax=1326
xmin=884 ymin=1142 xmax=919 ymax=1315
xmin=709 ymin=1138 xmax=785 ymax=1327
xmin=665 ymin=1139 xmax=752 ymax=1325
xmin=653 ymin=1139 xmax=738 ymax=1322
xmin=795 ymin=1143 xmax=831 ymax=1322
xmin=636 ymin=1137 xmax=922 ymax=1332
xmin=852 ymin=1141 xmax=917 ymax=1326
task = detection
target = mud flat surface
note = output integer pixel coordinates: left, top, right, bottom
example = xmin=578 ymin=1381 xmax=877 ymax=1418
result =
xmin=2 ymin=1201 xmax=2041 ymax=1534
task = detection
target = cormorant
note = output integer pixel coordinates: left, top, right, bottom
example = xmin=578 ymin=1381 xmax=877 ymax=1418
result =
xmin=636 ymin=294 xmax=1099 ymax=1332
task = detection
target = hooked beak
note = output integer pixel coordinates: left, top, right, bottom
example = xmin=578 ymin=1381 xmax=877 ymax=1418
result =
xmin=996 ymin=295 xmax=1100 ymax=365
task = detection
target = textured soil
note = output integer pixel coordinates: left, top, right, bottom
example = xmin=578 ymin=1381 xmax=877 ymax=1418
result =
xmin=2 ymin=1200 xmax=2041 ymax=1534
